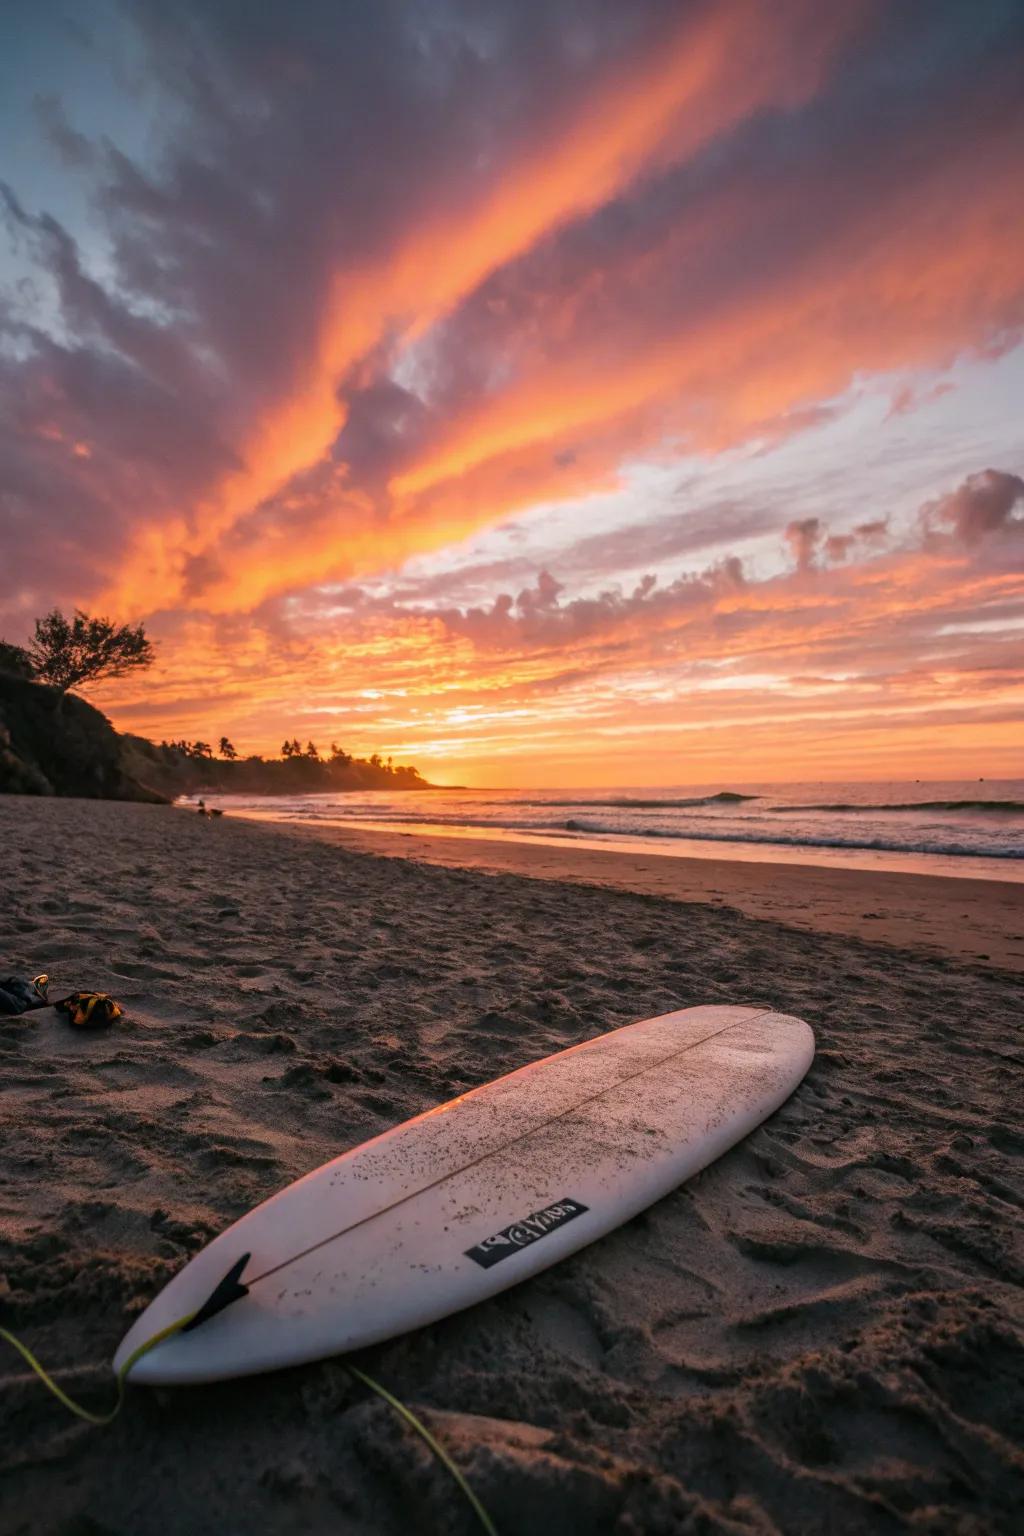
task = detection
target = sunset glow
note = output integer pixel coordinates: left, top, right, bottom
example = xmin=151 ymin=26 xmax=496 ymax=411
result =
xmin=2 ymin=1 xmax=1022 ymax=783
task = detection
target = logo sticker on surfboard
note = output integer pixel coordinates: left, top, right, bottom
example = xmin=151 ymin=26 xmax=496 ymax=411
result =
xmin=464 ymin=1197 xmax=589 ymax=1268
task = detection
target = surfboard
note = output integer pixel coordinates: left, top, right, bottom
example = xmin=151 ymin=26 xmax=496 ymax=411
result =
xmin=115 ymin=1004 xmax=813 ymax=1384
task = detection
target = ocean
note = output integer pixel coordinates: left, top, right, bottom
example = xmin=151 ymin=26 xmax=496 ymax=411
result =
xmin=199 ymin=779 xmax=1024 ymax=881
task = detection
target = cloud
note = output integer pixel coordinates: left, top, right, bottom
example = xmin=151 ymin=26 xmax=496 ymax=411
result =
xmin=921 ymin=468 xmax=1024 ymax=547
xmin=438 ymin=568 xmax=671 ymax=650
xmin=824 ymin=519 xmax=890 ymax=562
xmin=32 ymin=94 xmax=96 ymax=169
xmin=785 ymin=518 xmax=824 ymax=572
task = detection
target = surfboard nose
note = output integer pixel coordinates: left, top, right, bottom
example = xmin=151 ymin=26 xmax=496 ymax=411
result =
xmin=114 ymin=1302 xmax=252 ymax=1384
xmin=114 ymin=1253 xmax=253 ymax=1382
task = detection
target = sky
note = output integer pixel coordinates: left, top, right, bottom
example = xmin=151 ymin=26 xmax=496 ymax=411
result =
xmin=1 ymin=0 xmax=1022 ymax=787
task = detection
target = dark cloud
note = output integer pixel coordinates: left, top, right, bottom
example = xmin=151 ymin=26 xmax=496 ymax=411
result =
xmin=824 ymin=534 xmax=855 ymax=562
xmin=32 ymin=93 xmax=96 ymax=168
xmin=785 ymin=517 xmax=821 ymax=572
xmin=1 ymin=182 xmax=212 ymax=392
xmin=0 ymin=326 xmax=237 ymax=609
xmin=332 ymin=377 xmax=432 ymax=492
xmin=824 ymin=518 xmax=889 ymax=563
xmin=922 ymin=468 xmax=1024 ymax=547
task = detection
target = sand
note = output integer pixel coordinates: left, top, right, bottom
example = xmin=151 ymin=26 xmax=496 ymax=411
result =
xmin=253 ymin=820 xmax=1024 ymax=973
xmin=1 ymin=794 xmax=1022 ymax=1536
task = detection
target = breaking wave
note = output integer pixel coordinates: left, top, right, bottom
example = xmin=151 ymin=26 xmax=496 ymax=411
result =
xmin=768 ymin=799 xmax=1024 ymax=815
xmin=516 ymin=791 xmax=757 ymax=809
xmin=556 ymin=820 xmax=1022 ymax=858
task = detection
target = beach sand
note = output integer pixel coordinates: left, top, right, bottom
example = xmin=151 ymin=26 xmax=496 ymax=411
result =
xmin=1 ymin=795 xmax=1022 ymax=1535
xmin=256 ymin=820 xmax=1024 ymax=973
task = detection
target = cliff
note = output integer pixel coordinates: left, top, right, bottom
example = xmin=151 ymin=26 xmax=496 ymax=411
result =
xmin=0 ymin=674 xmax=168 ymax=802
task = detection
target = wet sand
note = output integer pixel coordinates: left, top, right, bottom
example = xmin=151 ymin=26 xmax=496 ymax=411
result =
xmin=1 ymin=795 xmax=1022 ymax=1535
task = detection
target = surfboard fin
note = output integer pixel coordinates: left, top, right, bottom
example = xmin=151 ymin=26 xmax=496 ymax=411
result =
xmin=182 ymin=1253 xmax=251 ymax=1332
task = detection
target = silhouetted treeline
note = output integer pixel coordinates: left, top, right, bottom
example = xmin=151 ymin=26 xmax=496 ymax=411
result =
xmin=120 ymin=734 xmax=434 ymax=796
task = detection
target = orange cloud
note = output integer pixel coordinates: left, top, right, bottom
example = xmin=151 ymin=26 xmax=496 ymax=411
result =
xmin=128 ymin=41 xmax=1023 ymax=620
xmin=393 ymin=106 xmax=1024 ymax=514
xmin=100 ymin=0 xmax=868 ymax=614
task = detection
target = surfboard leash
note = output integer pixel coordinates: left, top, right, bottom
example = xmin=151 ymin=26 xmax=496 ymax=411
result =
xmin=170 ymin=1251 xmax=498 ymax=1531
xmin=347 ymin=1365 xmax=499 ymax=1536
xmin=0 ymin=1314 xmax=196 ymax=1426
xmin=0 ymin=1315 xmax=498 ymax=1536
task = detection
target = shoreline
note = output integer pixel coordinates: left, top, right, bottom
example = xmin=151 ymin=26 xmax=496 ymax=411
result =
xmin=218 ymin=807 xmax=1024 ymax=883
xmin=242 ymin=816 xmax=1024 ymax=972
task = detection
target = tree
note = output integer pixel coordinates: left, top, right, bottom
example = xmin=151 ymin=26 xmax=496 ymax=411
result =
xmin=282 ymin=740 xmax=294 ymax=758
xmin=0 ymin=640 xmax=34 ymax=678
xmin=219 ymin=736 xmax=238 ymax=759
xmin=28 ymin=608 xmax=155 ymax=693
xmin=305 ymin=740 xmax=320 ymax=761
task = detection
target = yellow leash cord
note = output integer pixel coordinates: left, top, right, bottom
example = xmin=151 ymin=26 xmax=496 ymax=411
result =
xmin=1 ymin=1325 xmax=498 ymax=1535
xmin=347 ymin=1365 xmax=499 ymax=1536
xmin=0 ymin=1313 xmax=196 ymax=1426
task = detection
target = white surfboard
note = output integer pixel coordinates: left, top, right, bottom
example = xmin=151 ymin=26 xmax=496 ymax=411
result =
xmin=115 ymin=1004 xmax=813 ymax=1384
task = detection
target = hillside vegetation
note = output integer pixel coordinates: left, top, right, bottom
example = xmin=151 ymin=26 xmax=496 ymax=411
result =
xmin=0 ymin=673 xmax=437 ymax=802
